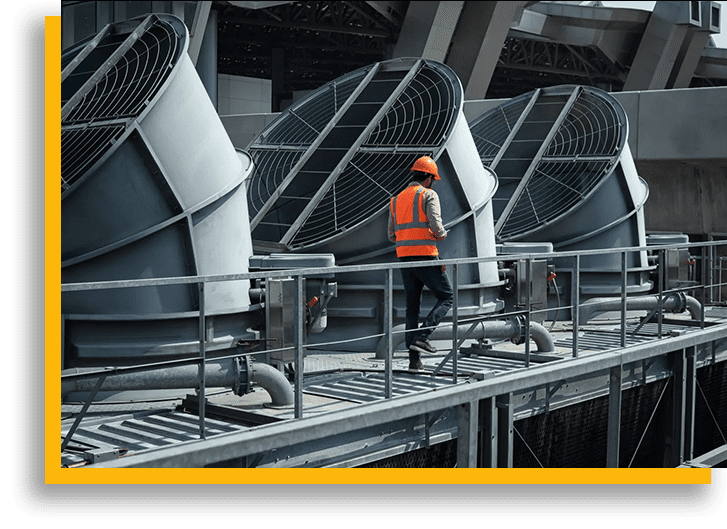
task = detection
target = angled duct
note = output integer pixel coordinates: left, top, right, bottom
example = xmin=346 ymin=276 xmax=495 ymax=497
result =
xmin=61 ymin=15 xmax=257 ymax=366
xmin=469 ymin=85 xmax=652 ymax=309
xmin=245 ymin=58 xmax=504 ymax=350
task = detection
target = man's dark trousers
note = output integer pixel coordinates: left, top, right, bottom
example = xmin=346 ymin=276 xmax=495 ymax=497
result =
xmin=400 ymin=256 xmax=454 ymax=349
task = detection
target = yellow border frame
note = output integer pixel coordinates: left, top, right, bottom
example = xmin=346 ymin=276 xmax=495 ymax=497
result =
xmin=45 ymin=15 xmax=710 ymax=485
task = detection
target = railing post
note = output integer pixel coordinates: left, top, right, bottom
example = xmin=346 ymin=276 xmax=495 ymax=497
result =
xmin=384 ymin=267 xmax=393 ymax=399
xmin=658 ymin=248 xmax=664 ymax=338
xmin=708 ymin=243 xmax=714 ymax=304
xmin=621 ymin=250 xmax=627 ymax=348
xmin=198 ymin=281 xmax=206 ymax=440
xmin=684 ymin=346 xmax=697 ymax=462
xmin=525 ymin=257 xmax=531 ymax=368
xmin=701 ymin=247 xmax=707 ymax=329
xmin=452 ymin=263 xmax=459 ymax=383
xmin=572 ymin=254 xmax=580 ymax=358
xmin=294 ymin=274 xmax=304 ymax=418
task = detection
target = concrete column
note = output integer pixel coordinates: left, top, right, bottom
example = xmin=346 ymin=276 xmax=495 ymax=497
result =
xmin=195 ymin=8 xmax=218 ymax=110
xmin=623 ymin=1 xmax=701 ymax=91
xmin=445 ymin=1 xmax=528 ymax=100
xmin=392 ymin=1 xmax=464 ymax=62
xmin=669 ymin=2 xmax=721 ymax=88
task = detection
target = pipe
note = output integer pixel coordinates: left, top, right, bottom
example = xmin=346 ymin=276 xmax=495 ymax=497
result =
xmin=375 ymin=317 xmax=555 ymax=359
xmin=61 ymin=358 xmax=294 ymax=407
xmin=248 ymin=362 xmax=294 ymax=407
xmin=578 ymin=292 xmax=702 ymax=324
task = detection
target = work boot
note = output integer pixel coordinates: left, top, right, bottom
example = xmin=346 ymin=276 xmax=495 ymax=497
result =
xmin=408 ymin=350 xmax=424 ymax=372
xmin=410 ymin=337 xmax=437 ymax=355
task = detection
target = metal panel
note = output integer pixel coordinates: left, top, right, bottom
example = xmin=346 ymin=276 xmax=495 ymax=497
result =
xmin=244 ymin=57 xmax=504 ymax=351
xmin=471 ymin=84 xmax=653 ymax=306
xmin=61 ymin=15 xmax=257 ymax=366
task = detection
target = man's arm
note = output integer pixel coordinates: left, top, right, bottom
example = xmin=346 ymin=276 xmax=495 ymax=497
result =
xmin=388 ymin=205 xmax=397 ymax=243
xmin=423 ymin=190 xmax=447 ymax=240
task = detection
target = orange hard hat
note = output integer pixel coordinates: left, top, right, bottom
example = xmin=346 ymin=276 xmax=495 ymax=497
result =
xmin=411 ymin=156 xmax=440 ymax=180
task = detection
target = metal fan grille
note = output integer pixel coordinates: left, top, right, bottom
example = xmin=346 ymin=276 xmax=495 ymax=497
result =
xmin=246 ymin=68 xmax=368 ymax=220
xmin=61 ymin=125 xmax=126 ymax=192
xmin=61 ymin=17 xmax=182 ymax=193
xmin=247 ymin=60 xmax=460 ymax=250
xmin=470 ymin=86 xmax=625 ymax=241
xmin=62 ymin=18 xmax=181 ymax=123
xmin=470 ymin=94 xmax=531 ymax=165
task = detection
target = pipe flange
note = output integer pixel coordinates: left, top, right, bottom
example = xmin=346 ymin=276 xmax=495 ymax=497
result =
xmin=510 ymin=316 xmax=527 ymax=345
xmin=233 ymin=356 xmax=254 ymax=396
xmin=668 ymin=291 xmax=688 ymax=314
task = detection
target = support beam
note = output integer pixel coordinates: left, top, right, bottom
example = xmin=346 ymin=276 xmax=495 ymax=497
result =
xmin=668 ymin=3 xmax=721 ymax=88
xmin=684 ymin=347 xmax=698 ymax=462
xmin=606 ymin=364 xmax=623 ymax=467
xmin=623 ymin=1 xmax=699 ymax=91
xmin=664 ymin=349 xmax=688 ymax=466
xmin=478 ymin=397 xmax=497 ymax=468
xmin=457 ymin=401 xmax=479 ymax=468
xmin=188 ymin=1 xmax=212 ymax=66
xmin=446 ymin=1 xmax=528 ymax=100
xmin=497 ymin=393 xmax=514 ymax=468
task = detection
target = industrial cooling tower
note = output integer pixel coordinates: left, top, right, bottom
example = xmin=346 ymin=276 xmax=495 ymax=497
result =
xmin=469 ymin=85 xmax=653 ymax=304
xmin=61 ymin=15 xmax=257 ymax=367
xmin=246 ymin=58 xmax=505 ymax=350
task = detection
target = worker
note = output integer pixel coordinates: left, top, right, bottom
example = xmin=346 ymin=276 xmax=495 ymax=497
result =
xmin=388 ymin=156 xmax=454 ymax=372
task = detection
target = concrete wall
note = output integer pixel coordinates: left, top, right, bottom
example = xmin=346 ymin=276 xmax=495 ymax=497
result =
xmin=220 ymin=113 xmax=280 ymax=151
xmin=218 ymin=74 xmax=272 ymax=116
xmin=637 ymin=160 xmax=727 ymax=238
xmin=612 ymin=86 xmax=727 ymax=162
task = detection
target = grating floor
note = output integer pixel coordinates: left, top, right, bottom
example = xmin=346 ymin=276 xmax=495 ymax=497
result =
xmin=61 ymin=308 xmax=727 ymax=467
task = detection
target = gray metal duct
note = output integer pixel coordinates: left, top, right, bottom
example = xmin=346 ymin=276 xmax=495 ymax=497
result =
xmin=61 ymin=15 xmax=258 ymax=366
xmin=245 ymin=58 xmax=505 ymax=351
xmin=62 ymin=359 xmax=294 ymax=407
xmin=376 ymin=317 xmax=555 ymax=359
xmin=469 ymin=84 xmax=653 ymax=308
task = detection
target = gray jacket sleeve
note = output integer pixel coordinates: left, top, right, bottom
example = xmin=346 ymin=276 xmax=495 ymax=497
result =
xmin=423 ymin=189 xmax=447 ymax=240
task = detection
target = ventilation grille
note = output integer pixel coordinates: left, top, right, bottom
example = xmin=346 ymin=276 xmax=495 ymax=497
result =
xmin=61 ymin=125 xmax=126 ymax=192
xmin=246 ymin=59 xmax=460 ymax=250
xmin=61 ymin=16 xmax=184 ymax=193
xmin=469 ymin=86 xmax=625 ymax=241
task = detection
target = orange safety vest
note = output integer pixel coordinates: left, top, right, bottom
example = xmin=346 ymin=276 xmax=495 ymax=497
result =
xmin=390 ymin=185 xmax=439 ymax=258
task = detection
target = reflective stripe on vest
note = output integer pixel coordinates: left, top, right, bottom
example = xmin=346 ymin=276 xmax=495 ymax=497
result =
xmin=390 ymin=185 xmax=438 ymax=257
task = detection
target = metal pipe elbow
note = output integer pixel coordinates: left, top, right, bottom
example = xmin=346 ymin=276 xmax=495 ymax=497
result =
xmin=249 ymin=361 xmax=294 ymax=407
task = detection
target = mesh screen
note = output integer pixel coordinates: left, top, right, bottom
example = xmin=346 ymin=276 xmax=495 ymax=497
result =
xmin=358 ymin=439 xmax=458 ymax=468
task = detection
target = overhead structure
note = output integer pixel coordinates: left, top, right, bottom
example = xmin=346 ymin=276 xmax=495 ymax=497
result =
xmin=61 ymin=14 xmax=258 ymax=367
xmin=469 ymin=84 xmax=652 ymax=303
xmin=245 ymin=57 xmax=504 ymax=349
xmin=623 ymin=1 xmax=722 ymax=91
